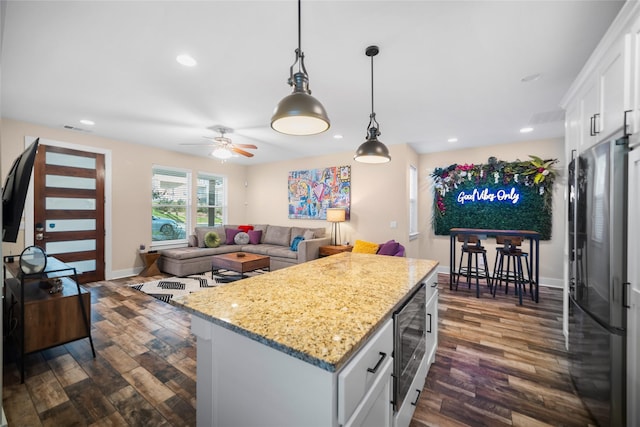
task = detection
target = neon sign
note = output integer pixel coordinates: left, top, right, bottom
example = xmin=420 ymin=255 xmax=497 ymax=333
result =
xmin=456 ymin=187 xmax=520 ymax=205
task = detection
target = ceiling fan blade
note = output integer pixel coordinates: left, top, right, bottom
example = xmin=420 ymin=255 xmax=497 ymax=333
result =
xmin=233 ymin=143 xmax=258 ymax=149
xmin=180 ymin=142 xmax=215 ymax=146
xmin=232 ymin=147 xmax=254 ymax=157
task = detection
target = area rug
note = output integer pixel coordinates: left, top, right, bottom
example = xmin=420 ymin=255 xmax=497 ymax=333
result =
xmin=130 ymin=269 xmax=267 ymax=303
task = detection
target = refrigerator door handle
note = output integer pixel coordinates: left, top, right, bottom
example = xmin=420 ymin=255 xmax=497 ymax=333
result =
xmin=623 ymin=282 xmax=631 ymax=309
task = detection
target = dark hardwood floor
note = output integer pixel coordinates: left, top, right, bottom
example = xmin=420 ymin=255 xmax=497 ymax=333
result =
xmin=2 ymin=273 xmax=594 ymax=426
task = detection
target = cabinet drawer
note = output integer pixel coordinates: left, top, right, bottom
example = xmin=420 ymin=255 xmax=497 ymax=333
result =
xmin=394 ymin=351 xmax=429 ymax=427
xmin=422 ymin=271 xmax=438 ymax=302
xmin=338 ymin=319 xmax=393 ymax=425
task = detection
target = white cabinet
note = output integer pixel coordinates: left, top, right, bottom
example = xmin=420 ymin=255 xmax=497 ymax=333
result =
xmin=630 ymin=15 xmax=640 ymax=138
xmin=598 ymin=35 xmax=630 ymax=139
xmin=562 ymin=3 xmax=637 ymax=150
xmin=394 ymin=349 xmax=429 ymax=427
xmin=339 ymin=319 xmax=393 ymax=427
xmin=343 ymin=356 xmax=393 ymax=427
xmin=425 ymin=283 xmax=439 ymax=366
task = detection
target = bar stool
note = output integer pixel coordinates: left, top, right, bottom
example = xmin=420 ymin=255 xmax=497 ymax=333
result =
xmin=492 ymin=235 xmax=532 ymax=305
xmin=455 ymin=234 xmax=491 ymax=298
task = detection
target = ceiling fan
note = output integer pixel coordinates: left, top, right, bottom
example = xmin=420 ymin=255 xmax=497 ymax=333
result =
xmin=181 ymin=127 xmax=258 ymax=159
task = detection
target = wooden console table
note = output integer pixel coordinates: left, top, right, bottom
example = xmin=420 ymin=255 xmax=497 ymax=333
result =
xmin=319 ymin=245 xmax=353 ymax=257
xmin=3 ymin=256 xmax=95 ymax=382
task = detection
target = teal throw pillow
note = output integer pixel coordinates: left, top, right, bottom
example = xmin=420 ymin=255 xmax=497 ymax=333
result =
xmin=204 ymin=231 xmax=221 ymax=248
xmin=290 ymin=235 xmax=304 ymax=252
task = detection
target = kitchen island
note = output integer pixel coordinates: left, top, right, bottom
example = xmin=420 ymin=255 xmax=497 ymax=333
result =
xmin=173 ymin=252 xmax=439 ymax=427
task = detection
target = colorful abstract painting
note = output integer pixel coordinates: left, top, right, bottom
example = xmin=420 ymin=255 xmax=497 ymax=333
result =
xmin=288 ymin=166 xmax=351 ymax=219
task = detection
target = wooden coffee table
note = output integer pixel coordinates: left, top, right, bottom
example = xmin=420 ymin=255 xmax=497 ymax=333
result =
xmin=211 ymin=252 xmax=270 ymax=279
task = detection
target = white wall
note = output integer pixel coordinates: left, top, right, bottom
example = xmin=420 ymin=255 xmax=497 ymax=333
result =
xmin=1 ymin=118 xmax=248 ymax=277
xmin=246 ymin=143 xmax=420 ymax=257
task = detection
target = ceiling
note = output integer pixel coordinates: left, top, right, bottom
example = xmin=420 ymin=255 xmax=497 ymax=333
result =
xmin=1 ymin=1 xmax=625 ymax=165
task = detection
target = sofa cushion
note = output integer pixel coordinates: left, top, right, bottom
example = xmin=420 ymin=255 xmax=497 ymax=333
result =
xmin=352 ymin=240 xmax=379 ymax=254
xmin=234 ymin=231 xmax=250 ymax=245
xmin=248 ymin=229 xmax=262 ymax=244
xmin=161 ymin=245 xmax=237 ymax=260
xmin=225 ymin=228 xmax=241 ymax=245
xmin=377 ymin=240 xmax=399 ymax=256
xmin=263 ymin=225 xmax=291 ymax=246
xmin=204 ymin=231 xmax=221 ymax=248
xmin=303 ymin=229 xmax=316 ymax=240
xmin=238 ymin=225 xmax=254 ymax=233
xmin=195 ymin=226 xmax=225 ymax=248
xmin=266 ymin=246 xmax=297 ymax=260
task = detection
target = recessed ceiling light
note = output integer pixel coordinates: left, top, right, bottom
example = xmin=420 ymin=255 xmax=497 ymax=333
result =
xmin=176 ymin=54 xmax=197 ymax=67
xmin=521 ymin=73 xmax=541 ymax=83
xmin=333 ymin=134 xmax=343 ymax=139
xmin=520 ymin=127 xmax=534 ymax=133
xmin=447 ymin=137 xmax=458 ymax=143
xmin=80 ymin=119 xmax=95 ymax=126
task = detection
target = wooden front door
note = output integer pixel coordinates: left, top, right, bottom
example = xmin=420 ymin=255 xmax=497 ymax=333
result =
xmin=33 ymin=145 xmax=105 ymax=283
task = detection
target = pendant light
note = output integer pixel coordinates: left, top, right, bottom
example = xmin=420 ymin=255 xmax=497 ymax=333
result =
xmin=271 ymin=0 xmax=330 ymax=136
xmin=354 ymin=45 xmax=391 ymax=164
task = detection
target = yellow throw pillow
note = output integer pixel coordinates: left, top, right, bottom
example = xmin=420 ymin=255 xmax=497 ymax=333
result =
xmin=352 ymin=240 xmax=379 ymax=254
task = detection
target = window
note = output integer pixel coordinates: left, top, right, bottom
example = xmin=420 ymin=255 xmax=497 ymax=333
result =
xmin=197 ymin=173 xmax=226 ymax=226
xmin=151 ymin=166 xmax=190 ymax=244
xmin=409 ymin=165 xmax=418 ymax=239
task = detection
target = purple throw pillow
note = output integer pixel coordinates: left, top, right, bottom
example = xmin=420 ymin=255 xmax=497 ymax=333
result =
xmin=377 ymin=240 xmax=400 ymax=256
xmin=225 ymin=228 xmax=241 ymax=245
xmin=248 ymin=229 xmax=262 ymax=244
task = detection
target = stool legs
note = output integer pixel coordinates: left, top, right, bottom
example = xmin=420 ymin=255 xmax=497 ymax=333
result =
xmin=492 ymin=251 xmax=531 ymax=305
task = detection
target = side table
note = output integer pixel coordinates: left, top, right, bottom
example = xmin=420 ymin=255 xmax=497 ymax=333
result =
xmin=319 ymin=245 xmax=354 ymax=257
xmin=139 ymin=251 xmax=161 ymax=277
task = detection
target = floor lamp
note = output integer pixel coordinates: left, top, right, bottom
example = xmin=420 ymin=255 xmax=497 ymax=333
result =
xmin=326 ymin=208 xmax=346 ymax=246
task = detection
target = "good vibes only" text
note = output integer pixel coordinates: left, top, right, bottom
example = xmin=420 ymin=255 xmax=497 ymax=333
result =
xmin=456 ymin=187 xmax=520 ymax=205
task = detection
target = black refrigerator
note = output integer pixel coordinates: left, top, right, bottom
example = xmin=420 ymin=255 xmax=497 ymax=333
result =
xmin=568 ymin=135 xmax=628 ymax=427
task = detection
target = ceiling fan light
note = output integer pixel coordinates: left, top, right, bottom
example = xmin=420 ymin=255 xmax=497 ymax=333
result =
xmin=271 ymin=93 xmax=330 ymax=135
xmin=354 ymin=132 xmax=391 ymax=164
xmin=211 ymin=147 xmax=232 ymax=160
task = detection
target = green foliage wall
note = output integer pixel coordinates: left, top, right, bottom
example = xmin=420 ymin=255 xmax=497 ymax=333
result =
xmin=431 ymin=156 xmax=557 ymax=240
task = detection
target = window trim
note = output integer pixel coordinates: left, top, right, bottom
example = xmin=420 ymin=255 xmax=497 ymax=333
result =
xmin=196 ymin=171 xmax=227 ymax=228
xmin=151 ymin=165 xmax=191 ymax=248
xmin=409 ymin=164 xmax=419 ymax=240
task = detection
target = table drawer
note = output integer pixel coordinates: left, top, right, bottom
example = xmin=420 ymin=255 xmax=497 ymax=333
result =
xmin=338 ymin=318 xmax=393 ymax=425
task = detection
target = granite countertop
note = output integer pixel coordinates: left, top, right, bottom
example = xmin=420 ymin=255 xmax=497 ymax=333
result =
xmin=172 ymin=252 xmax=438 ymax=372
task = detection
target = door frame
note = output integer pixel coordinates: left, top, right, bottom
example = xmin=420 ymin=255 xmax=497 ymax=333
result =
xmin=23 ymin=136 xmax=113 ymax=279
xmin=628 ymin=144 xmax=639 ymax=426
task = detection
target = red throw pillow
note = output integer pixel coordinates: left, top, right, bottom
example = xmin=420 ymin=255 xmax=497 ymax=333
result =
xmin=238 ymin=225 xmax=254 ymax=233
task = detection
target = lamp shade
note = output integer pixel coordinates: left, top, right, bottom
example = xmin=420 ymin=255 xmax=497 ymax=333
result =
xmin=326 ymin=208 xmax=346 ymax=222
xmin=354 ymin=135 xmax=391 ymax=164
xmin=271 ymin=92 xmax=330 ymax=136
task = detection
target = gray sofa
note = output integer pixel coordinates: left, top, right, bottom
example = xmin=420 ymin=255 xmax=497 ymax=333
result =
xmin=159 ymin=224 xmax=330 ymax=276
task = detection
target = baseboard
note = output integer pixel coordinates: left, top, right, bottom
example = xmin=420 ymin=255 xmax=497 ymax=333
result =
xmin=437 ymin=265 xmax=563 ymax=288
xmin=108 ymin=267 xmax=142 ymax=280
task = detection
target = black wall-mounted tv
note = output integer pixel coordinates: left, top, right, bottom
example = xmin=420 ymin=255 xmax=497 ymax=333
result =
xmin=2 ymin=138 xmax=39 ymax=242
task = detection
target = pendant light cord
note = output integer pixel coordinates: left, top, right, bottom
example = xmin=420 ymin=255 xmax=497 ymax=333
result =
xmin=370 ymin=54 xmax=374 ymax=116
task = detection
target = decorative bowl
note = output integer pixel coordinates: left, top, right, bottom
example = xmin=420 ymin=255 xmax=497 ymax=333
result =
xmin=236 ymin=252 xmax=246 ymax=258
